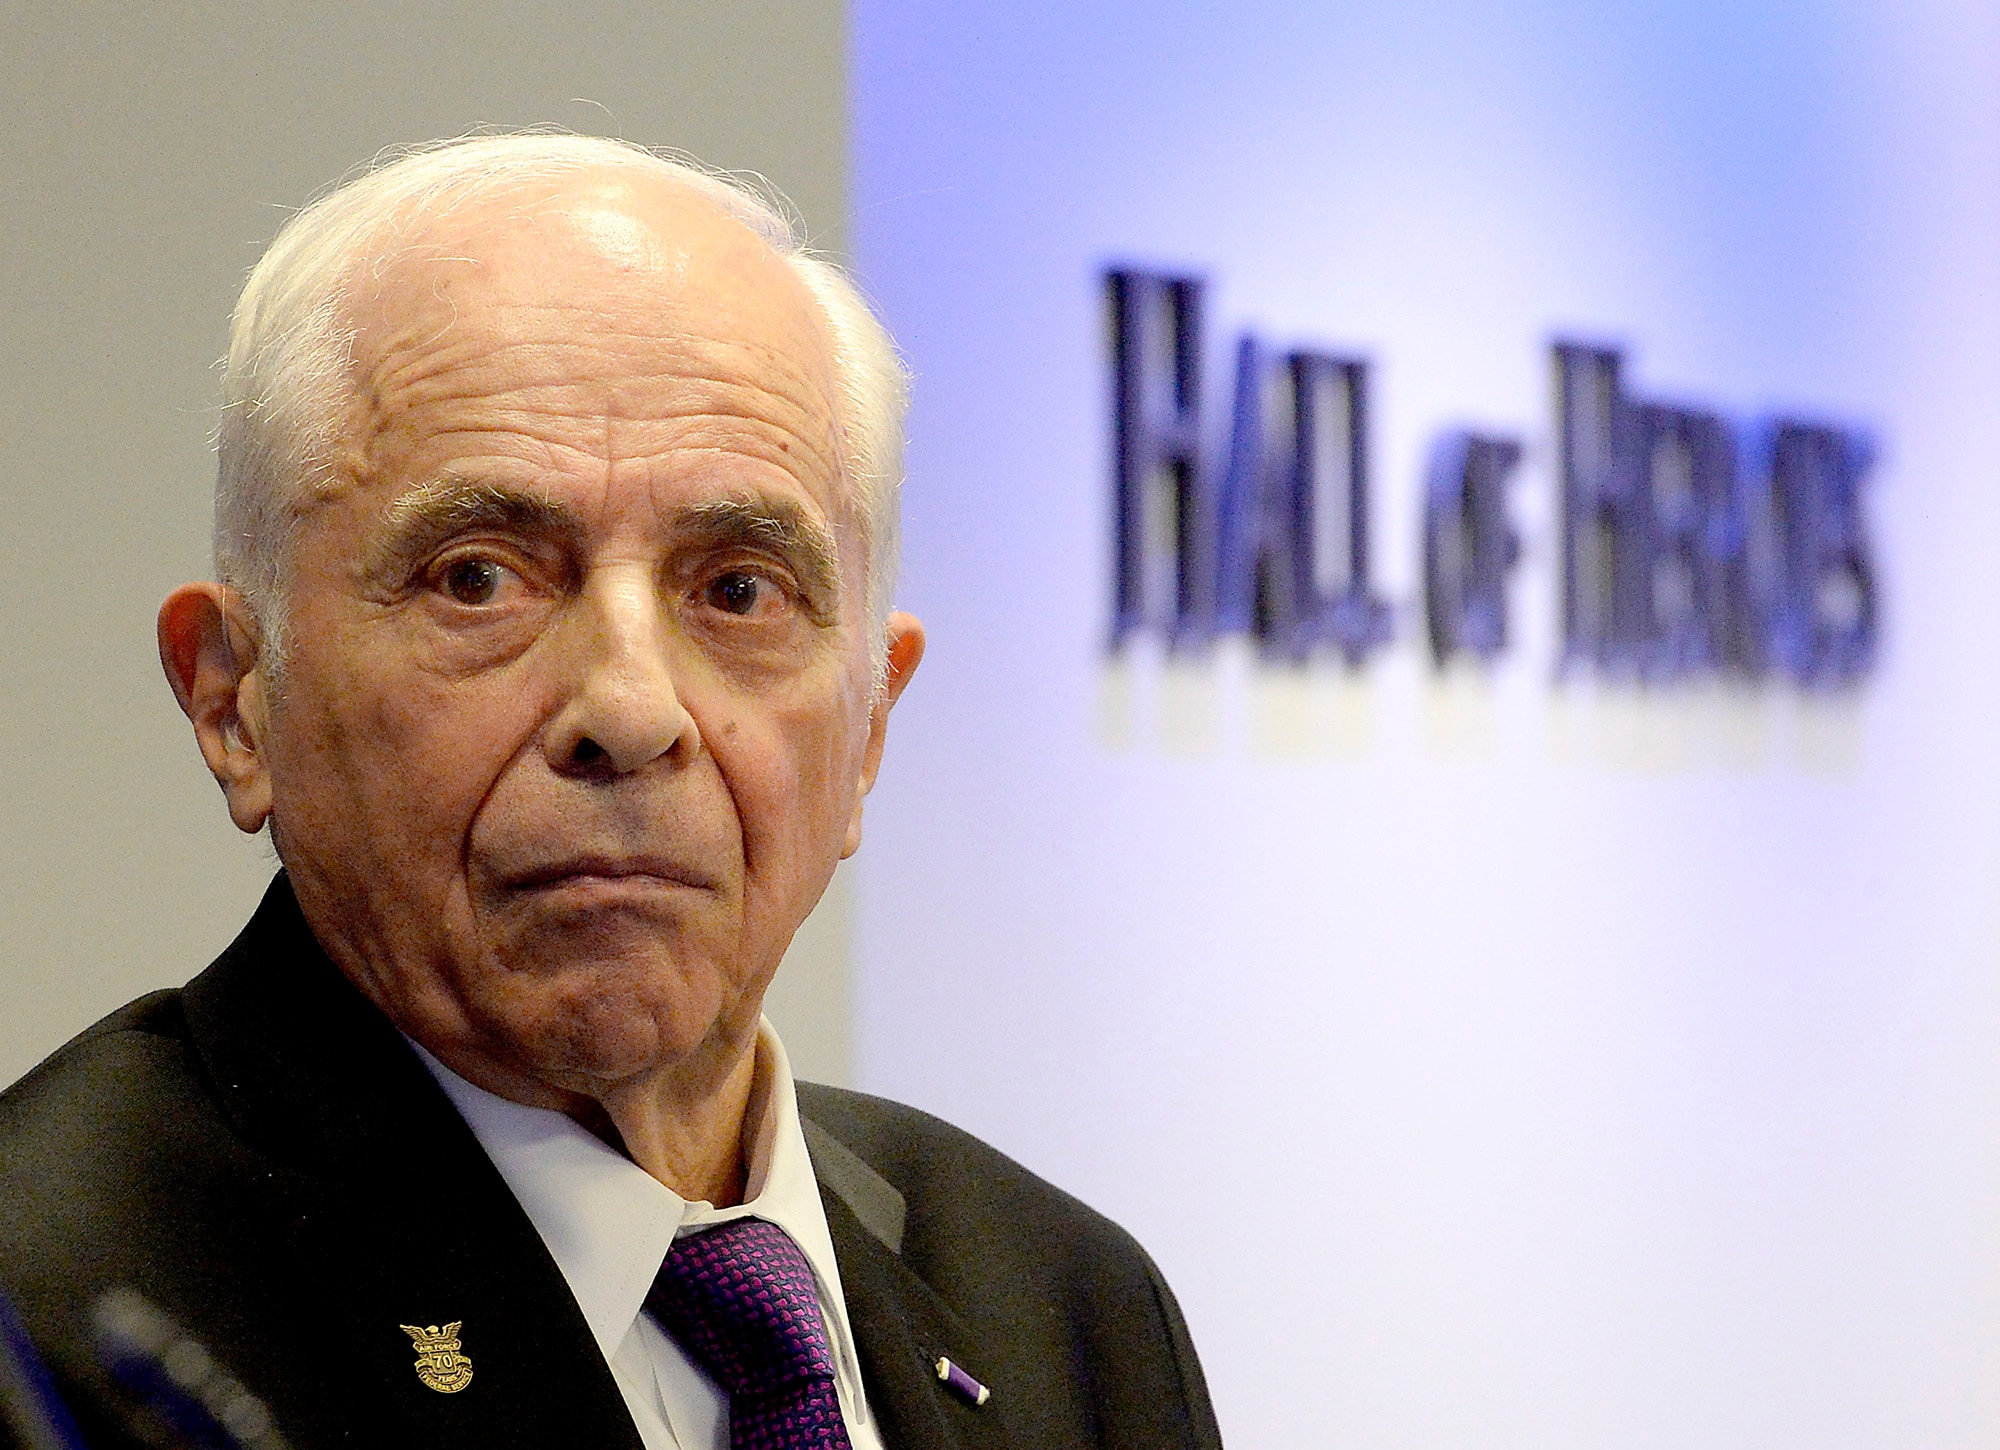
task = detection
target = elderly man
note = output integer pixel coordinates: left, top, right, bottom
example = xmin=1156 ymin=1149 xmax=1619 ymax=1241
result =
xmin=0 ymin=137 xmax=1219 ymax=1450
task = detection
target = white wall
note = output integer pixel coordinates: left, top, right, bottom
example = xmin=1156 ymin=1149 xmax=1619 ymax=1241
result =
xmin=850 ymin=2 xmax=2000 ymax=1444
xmin=0 ymin=1 xmax=855 ymax=1087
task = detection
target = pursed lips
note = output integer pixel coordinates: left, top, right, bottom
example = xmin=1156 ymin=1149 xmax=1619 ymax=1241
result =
xmin=501 ymin=854 xmax=719 ymax=895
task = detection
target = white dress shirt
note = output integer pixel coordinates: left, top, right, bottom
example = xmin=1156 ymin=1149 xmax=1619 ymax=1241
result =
xmin=411 ymin=1025 xmax=886 ymax=1450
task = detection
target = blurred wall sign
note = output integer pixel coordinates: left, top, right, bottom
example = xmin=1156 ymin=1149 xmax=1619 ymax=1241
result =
xmin=1107 ymin=267 xmax=1879 ymax=688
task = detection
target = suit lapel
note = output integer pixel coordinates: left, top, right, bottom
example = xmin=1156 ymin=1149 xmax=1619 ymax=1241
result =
xmin=181 ymin=877 xmax=646 ymax=1450
xmin=810 ymin=1145 xmax=1017 ymax=1450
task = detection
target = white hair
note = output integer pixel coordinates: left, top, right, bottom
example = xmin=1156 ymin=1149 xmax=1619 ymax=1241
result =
xmin=214 ymin=133 xmax=908 ymax=677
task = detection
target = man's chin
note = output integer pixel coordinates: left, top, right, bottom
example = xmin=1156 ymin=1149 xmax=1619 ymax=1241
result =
xmin=474 ymin=877 xmax=716 ymax=967
xmin=459 ymin=947 xmax=748 ymax=1087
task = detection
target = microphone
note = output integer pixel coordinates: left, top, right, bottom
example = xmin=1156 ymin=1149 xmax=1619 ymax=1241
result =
xmin=90 ymin=1289 xmax=291 ymax=1450
xmin=0 ymin=1283 xmax=87 ymax=1450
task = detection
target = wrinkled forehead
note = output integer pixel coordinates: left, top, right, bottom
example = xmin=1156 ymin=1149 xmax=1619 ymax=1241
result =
xmin=334 ymin=169 xmax=850 ymax=510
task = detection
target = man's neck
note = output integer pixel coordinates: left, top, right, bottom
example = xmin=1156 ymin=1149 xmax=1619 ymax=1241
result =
xmin=407 ymin=1027 xmax=763 ymax=1207
xmin=594 ymin=1040 xmax=761 ymax=1206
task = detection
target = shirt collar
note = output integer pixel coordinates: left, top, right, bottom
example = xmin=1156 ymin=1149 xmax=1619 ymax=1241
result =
xmin=408 ymin=1021 xmax=853 ymax=1370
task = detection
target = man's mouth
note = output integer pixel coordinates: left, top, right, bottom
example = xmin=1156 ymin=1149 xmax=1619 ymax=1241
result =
xmin=503 ymin=854 xmax=718 ymax=895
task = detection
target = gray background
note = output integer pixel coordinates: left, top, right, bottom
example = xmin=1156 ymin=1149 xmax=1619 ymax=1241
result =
xmin=0 ymin=0 xmax=856 ymax=1087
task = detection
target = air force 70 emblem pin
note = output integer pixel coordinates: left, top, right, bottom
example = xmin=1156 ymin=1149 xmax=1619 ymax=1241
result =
xmin=400 ymin=1321 xmax=474 ymax=1393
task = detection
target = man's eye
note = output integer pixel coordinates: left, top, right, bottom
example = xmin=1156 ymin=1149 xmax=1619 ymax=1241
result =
xmin=439 ymin=557 xmax=506 ymax=605
xmin=705 ymin=571 xmax=768 ymax=617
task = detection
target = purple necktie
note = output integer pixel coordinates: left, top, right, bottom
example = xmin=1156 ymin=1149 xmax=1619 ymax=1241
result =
xmin=645 ymin=1218 xmax=855 ymax=1450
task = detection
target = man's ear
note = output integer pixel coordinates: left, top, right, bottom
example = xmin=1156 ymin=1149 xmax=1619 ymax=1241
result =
xmin=157 ymin=583 xmax=273 ymax=835
xmin=843 ymin=611 xmax=925 ymax=859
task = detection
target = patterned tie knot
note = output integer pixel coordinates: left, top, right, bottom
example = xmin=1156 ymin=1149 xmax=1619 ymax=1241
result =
xmin=647 ymin=1218 xmax=837 ymax=1399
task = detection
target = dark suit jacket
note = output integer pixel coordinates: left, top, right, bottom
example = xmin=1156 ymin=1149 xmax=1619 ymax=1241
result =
xmin=0 ymin=878 xmax=1221 ymax=1450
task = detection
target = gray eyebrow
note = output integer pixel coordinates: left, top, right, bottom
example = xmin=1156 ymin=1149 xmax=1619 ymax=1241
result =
xmin=679 ymin=496 xmax=844 ymax=617
xmin=369 ymin=477 xmax=583 ymax=578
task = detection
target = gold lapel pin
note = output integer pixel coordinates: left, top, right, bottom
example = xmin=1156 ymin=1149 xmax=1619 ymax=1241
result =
xmin=400 ymin=1322 xmax=474 ymax=1394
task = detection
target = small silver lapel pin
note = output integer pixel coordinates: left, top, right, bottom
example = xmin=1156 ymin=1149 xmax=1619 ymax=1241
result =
xmin=934 ymin=1355 xmax=989 ymax=1407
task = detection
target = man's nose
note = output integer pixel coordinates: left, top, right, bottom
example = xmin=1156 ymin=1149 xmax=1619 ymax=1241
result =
xmin=543 ymin=570 xmax=699 ymax=777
